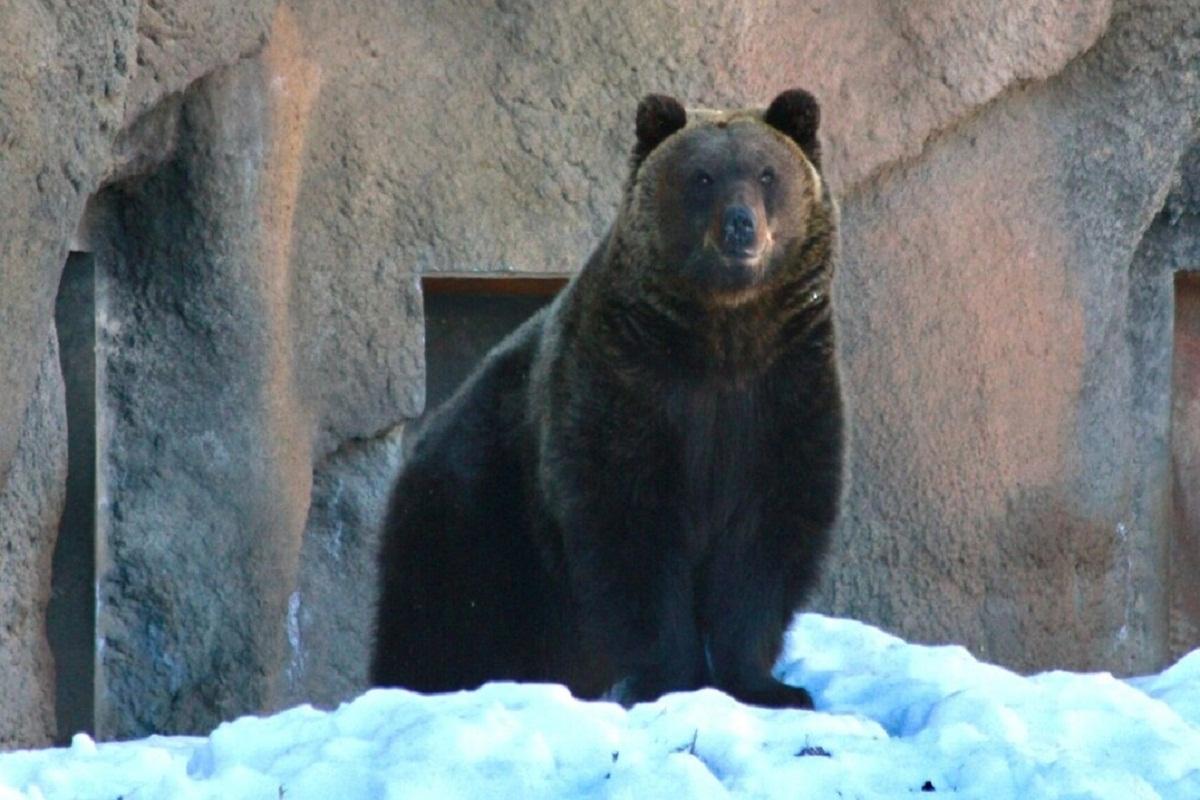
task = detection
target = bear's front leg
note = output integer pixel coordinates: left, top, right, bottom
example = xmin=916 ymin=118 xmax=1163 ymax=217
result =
xmin=558 ymin=506 xmax=707 ymax=705
xmin=700 ymin=535 xmax=819 ymax=710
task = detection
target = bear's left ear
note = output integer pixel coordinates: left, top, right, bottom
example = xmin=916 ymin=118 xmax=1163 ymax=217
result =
xmin=634 ymin=94 xmax=687 ymax=163
xmin=764 ymin=88 xmax=821 ymax=168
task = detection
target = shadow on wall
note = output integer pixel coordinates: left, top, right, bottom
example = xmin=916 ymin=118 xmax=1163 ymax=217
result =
xmin=47 ymin=252 xmax=98 ymax=743
xmin=980 ymin=488 xmax=1125 ymax=674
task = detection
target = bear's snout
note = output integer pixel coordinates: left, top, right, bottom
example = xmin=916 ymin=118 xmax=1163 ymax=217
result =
xmin=721 ymin=204 xmax=758 ymax=255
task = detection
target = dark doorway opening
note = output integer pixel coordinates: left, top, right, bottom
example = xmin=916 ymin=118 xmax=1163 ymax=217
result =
xmin=1170 ymin=271 xmax=1200 ymax=662
xmin=419 ymin=275 xmax=568 ymax=417
xmin=48 ymin=251 xmax=97 ymax=741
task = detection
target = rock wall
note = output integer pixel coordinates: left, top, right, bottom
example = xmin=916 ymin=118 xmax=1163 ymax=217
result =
xmin=830 ymin=1 xmax=1200 ymax=673
xmin=0 ymin=333 xmax=65 ymax=749
xmin=1 ymin=0 xmax=273 ymax=746
xmin=0 ymin=0 xmax=1197 ymax=746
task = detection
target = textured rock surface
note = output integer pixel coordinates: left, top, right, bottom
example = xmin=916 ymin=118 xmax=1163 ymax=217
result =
xmin=93 ymin=58 xmax=315 ymax=738
xmin=0 ymin=0 xmax=273 ymax=746
xmin=90 ymin=6 xmax=423 ymax=738
xmin=1140 ymin=142 xmax=1200 ymax=663
xmin=738 ymin=0 xmax=1115 ymax=189
xmin=2 ymin=0 xmax=1198 ymax=747
xmin=279 ymin=427 xmax=406 ymax=710
xmin=821 ymin=0 xmax=1200 ymax=674
xmin=0 ymin=332 xmax=66 ymax=748
xmin=122 ymin=0 xmax=273 ymax=122
xmin=0 ymin=1 xmax=272 ymax=492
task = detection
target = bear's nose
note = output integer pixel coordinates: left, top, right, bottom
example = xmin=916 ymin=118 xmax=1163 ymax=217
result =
xmin=721 ymin=205 xmax=757 ymax=253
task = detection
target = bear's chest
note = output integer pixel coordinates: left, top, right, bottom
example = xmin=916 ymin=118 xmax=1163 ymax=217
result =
xmin=665 ymin=381 xmax=773 ymax=547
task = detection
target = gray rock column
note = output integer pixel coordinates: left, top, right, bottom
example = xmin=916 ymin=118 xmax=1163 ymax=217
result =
xmin=0 ymin=331 xmax=66 ymax=748
xmin=94 ymin=59 xmax=313 ymax=739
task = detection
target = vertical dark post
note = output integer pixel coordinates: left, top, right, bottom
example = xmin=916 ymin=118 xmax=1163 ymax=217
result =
xmin=48 ymin=251 xmax=97 ymax=740
xmin=1170 ymin=271 xmax=1200 ymax=662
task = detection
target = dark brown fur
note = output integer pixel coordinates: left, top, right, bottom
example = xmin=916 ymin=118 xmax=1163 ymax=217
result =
xmin=373 ymin=89 xmax=843 ymax=709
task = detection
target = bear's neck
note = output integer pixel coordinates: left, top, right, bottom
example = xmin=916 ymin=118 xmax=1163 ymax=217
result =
xmin=576 ymin=256 xmax=831 ymax=386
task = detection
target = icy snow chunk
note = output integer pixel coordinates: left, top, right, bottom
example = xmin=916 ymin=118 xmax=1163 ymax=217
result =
xmin=1129 ymin=648 xmax=1200 ymax=727
xmin=66 ymin=736 xmax=95 ymax=758
xmin=2 ymin=615 xmax=1199 ymax=799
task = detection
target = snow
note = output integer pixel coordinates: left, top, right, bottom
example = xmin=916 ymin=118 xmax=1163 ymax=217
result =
xmin=3 ymin=615 xmax=1199 ymax=799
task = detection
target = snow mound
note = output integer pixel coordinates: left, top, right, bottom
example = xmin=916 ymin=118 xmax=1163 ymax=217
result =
xmin=2 ymin=614 xmax=1198 ymax=799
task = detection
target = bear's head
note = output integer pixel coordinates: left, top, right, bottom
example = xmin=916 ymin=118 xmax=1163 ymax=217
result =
xmin=618 ymin=89 xmax=833 ymax=303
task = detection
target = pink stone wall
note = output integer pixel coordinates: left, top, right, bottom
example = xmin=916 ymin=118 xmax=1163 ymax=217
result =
xmin=1 ymin=0 xmax=1197 ymax=745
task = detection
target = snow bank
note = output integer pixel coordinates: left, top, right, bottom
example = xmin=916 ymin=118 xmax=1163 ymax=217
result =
xmin=2 ymin=615 xmax=1198 ymax=799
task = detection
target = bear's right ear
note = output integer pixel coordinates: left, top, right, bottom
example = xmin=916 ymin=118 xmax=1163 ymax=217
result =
xmin=764 ymin=88 xmax=821 ymax=168
xmin=633 ymin=94 xmax=687 ymax=163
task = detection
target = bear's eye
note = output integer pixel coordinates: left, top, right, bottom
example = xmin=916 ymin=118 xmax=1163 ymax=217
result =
xmin=693 ymin=170 xmax=714 ymax=188
xmin=760 ymin=168 xmax=776 ymax=186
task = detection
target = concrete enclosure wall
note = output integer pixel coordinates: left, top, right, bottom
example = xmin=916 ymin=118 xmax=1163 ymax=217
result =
xmin=1 ymin=0 xmax=1198 ymax=746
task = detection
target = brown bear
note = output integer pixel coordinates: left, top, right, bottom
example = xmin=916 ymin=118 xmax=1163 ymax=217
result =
xmin=372 ymin=88 xmax=843 ymax=709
